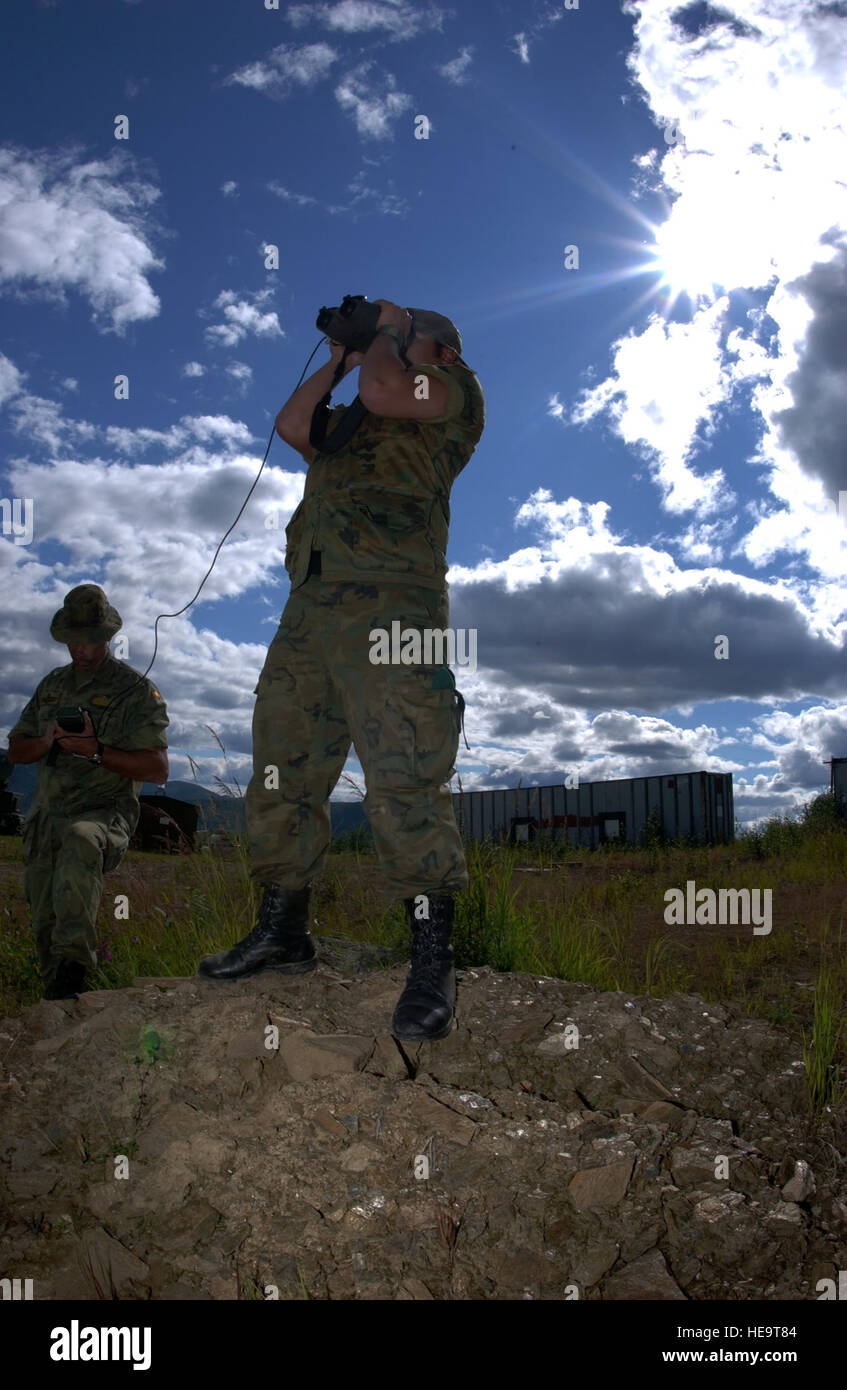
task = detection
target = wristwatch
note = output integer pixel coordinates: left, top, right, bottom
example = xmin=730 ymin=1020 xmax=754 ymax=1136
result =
xmin=90 ymin=740 xmax=104 ymax=766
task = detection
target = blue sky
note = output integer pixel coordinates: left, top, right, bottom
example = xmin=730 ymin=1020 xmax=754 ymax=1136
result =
xmin=1 ymin=0 xmax=846 ymax=828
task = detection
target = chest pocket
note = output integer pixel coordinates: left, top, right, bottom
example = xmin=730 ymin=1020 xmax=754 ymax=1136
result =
xmin=338 ymin=488 xmax=438 ymax=574
xmin=36 ymin=690 xmax=63 ymax=733
xmin=350 ymin=489 xmax=430 ymax=531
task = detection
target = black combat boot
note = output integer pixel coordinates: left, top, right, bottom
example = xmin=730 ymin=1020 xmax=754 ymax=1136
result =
xmin=46 ymin=958 xmax=87 ymax=1001
xmin=198 ymin=883 xmax=317 ymax=981
xmin=392 ymin=892 xmax=456 ymax=1042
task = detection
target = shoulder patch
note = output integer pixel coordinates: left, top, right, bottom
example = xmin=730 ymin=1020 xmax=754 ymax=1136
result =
xmin=90 ymin=695 xmax=112 ymax=707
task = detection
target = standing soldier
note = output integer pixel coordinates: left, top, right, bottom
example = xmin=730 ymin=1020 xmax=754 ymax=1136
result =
xmin=7 ymin=585 xmax=169 ymax=1000
xmin=199 ymin=300 xmax=485 ymax=1042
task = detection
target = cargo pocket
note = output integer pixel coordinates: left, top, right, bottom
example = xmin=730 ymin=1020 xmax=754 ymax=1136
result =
xmin=103 ymin=813 xmax=132 ymax=873
xmin=387 ymin=666 xmax=459 ymax=786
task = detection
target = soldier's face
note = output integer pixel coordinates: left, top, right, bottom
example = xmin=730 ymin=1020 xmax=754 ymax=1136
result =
xmin=67 ymin=642 xmax=108 ymax=671
xmin=405 ymin=334 xmax=456 ymax=368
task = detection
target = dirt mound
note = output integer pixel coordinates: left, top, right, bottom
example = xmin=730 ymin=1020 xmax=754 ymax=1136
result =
xmin=1 ymin=940 xmax=845 ymax=1300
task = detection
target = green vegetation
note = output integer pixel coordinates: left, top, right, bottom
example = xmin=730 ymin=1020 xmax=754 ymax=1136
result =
xmin=0 ymin=790 xmax=844 ymax=1119
xmin=130 ymin=1022 xmax=176 ymax=1067
xmin=802 ymin=966 xmax=845 ymax=1119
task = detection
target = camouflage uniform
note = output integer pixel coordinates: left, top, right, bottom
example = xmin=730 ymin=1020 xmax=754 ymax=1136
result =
xmin=246 ymin=354 xmax=485 ymax=900
xmin=9 ymin=599 xmax=169 ymax=986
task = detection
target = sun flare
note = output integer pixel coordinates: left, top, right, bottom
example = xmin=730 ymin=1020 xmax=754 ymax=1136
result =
xmin=650 ymin=215 xmax=727 ymax=302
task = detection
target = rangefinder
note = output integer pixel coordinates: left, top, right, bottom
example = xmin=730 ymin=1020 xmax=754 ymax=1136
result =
xmin=55 ymin=707 xmax=87 ymax=734
xmin=45 ymin=706 xmax=90 ymax=766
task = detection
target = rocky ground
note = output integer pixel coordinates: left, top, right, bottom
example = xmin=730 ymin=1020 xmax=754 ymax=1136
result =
xmin=1 ymin=937 xmax=845 ymax=1301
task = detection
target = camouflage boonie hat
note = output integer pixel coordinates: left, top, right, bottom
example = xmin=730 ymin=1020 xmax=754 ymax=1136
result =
xmin=50 ymin=584 xmax=122 ymax=644
xmin=406 ymin=308 xmax=474 ymax=371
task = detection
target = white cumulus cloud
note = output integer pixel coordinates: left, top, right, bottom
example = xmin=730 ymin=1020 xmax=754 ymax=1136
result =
xmin=226 ymin=361 xmax=253 ymax=388
xmin=0 ymin=351 xmax=24 ymax=408
xmin=560 ymin=0 xmax=847 ymax=583
xmin=287 ymin=1 xmax=444 ymax=41
xmin=0 ymin=146 xmax=163 ymax=332
xmin=511 ymin=33 xmax=530 ymax=64
xmin=438 ymin=47 xmax=474 ymax=84
xmin=569 ymin=297 xmax=737 ymax=514
xmin=227 ymin=42 xmax=338 ymax=96
xmin=204 ymin=288 xmax=283 ymax=348
xmin=334 ymin=62 xmax=413 ymax=139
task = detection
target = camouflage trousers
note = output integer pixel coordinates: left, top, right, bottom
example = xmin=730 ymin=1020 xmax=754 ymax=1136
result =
xmin=22 ymin=807 xmax=132 ymax=985
xmin=245 ymin=578 xmax=467 ymax=899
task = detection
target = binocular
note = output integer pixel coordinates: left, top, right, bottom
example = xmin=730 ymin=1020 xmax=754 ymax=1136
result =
xmin=316 ymin=295 xmax=386 ymax=354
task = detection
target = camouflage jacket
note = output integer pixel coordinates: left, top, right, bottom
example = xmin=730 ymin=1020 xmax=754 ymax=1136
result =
xmin=9 ymin=655 xmax=169 ymax=831
xmin=285 ymin=360 xmax=485 ymax=591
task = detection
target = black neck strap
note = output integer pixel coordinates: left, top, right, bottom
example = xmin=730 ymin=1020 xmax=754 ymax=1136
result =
xmin=309 ymin=392 xmax=368 ymax=453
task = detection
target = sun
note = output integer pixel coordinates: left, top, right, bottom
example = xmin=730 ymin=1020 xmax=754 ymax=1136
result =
xmin=649 ymin=214 xmax=728 ymax=304
xmin=644 ymin=177 xmax=778 ymax=307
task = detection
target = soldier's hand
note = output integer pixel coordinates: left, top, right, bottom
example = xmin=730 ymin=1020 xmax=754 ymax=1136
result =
xmin=53 ymin=710 xmax=98 ymax=759
xmin=328 ymin=340 xmax=365 ymax=370
xmin=43 ymin=722 xmax=62 ymax=752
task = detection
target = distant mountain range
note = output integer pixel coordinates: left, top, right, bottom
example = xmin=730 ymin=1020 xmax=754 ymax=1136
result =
xmin=3 ymin=764 xmax=369 ymax=836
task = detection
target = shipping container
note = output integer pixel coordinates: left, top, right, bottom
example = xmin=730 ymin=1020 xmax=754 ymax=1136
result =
xmin=452 ymin=770 xmax=734 ymax=848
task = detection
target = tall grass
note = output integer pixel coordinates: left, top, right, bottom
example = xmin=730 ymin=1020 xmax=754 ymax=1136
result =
xmin=803 ymin=966 xmax=846 ymax=1119
xmin=453 ymin=841 xmax=541 ymax=973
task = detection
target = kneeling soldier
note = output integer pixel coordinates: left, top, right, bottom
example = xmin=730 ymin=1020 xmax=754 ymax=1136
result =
xmin=7 ymin=585 xmax=169 ymax=999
